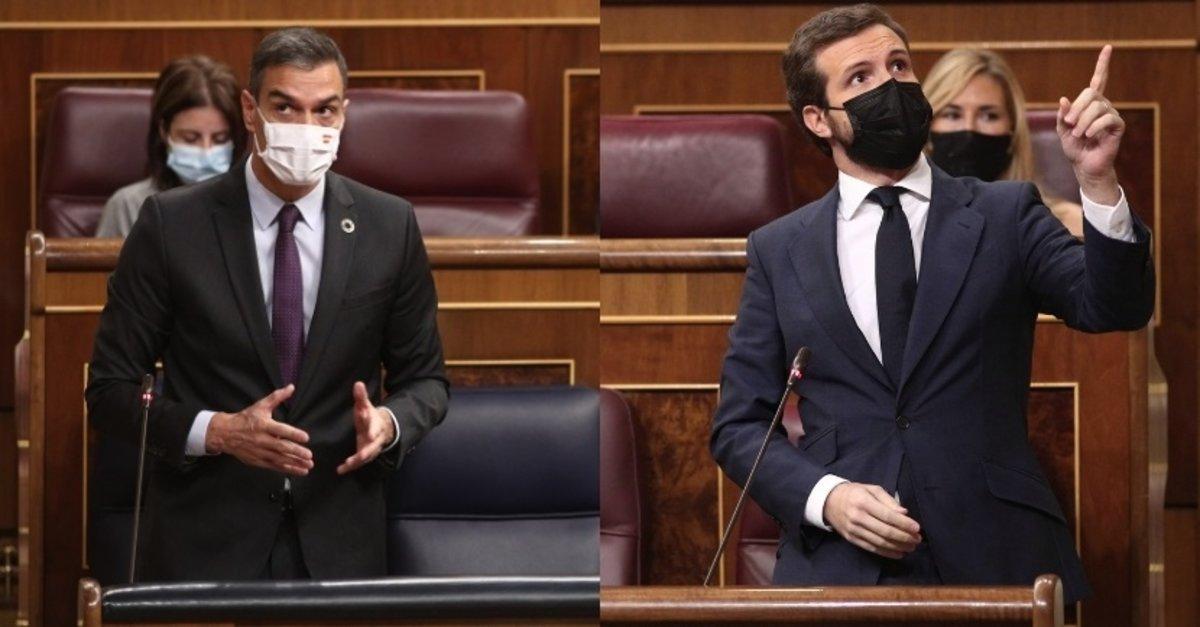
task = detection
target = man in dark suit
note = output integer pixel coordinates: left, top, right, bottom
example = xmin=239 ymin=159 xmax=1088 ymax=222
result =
xmin=710 ymin=5 xmax=1152 ymax=603
xmin=86 ymin=28 xmax=448 ymax=580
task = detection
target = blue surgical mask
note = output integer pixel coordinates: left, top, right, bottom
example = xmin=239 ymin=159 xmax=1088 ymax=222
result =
xmin=166 ymin=140 xmax=233 ymax=183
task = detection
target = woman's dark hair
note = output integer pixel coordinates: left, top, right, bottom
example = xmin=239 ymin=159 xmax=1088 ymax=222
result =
xmin=146 ymin=55 xmax=246 ymax=190
xmin=782 ymin=3 xmax=910 ymax=156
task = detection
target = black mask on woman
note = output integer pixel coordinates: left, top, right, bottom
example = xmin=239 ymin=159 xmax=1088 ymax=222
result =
xmin=930 ymin=130 xmax=1013 ymax=182
xmin=828 ymin=79 xmax=933 ymax=170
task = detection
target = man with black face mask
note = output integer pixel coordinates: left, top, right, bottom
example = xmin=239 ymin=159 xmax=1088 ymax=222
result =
xmin=710 ymin=4 xmax=1152 ymax=603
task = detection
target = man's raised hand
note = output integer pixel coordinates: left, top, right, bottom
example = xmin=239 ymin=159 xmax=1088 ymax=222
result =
xmin=206 ymin=384 xmax=313 ymax=476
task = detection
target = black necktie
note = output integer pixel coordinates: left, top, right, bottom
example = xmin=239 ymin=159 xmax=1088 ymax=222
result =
xmin=870 ymin=186 xmax=916 ymax=386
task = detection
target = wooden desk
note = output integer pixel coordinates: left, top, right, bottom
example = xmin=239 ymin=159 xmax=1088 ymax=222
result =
xmin=600 ymin=238 xmax=1164 ymax=627
xmin=600 ymin=574 xmax=1062 ymax=625
xmin=16 ymin=234 xmax=598 ymax=627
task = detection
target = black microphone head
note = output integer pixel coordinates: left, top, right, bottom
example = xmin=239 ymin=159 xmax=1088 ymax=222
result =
xmin=793 ymin=347 xmax=812 ymax=372
xmin=140 ymin=374 xmax=155 ymax=395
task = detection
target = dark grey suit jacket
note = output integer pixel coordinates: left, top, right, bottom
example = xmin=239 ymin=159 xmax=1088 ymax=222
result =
xmin=86 ymin=161 xmax=449 ymax=581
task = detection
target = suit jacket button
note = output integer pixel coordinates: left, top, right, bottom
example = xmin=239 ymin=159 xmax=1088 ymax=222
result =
xmin=268 ymin=490 xmax=280 ymax=503
xmin=896 ymin=415 xmax=911 ymax=430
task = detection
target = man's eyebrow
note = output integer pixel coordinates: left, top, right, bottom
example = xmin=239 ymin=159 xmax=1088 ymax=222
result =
xmin=266 ymin=91 xmax=341 ymax=108
xmin=266 ymin=89 xmax=296 ymax=102
xmin=840 ymin=60 xmax=872 ymax=80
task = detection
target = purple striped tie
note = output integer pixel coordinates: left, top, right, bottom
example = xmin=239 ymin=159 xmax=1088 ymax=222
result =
xmin=273 ymin=203 xmax=304 ymax=386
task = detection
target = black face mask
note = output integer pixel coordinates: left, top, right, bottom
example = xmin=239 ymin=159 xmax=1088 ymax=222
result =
xmin=930 ymin=130 xmax=1013 ymax=182
xmin=828 ymin=79 xmax=933 ymax=170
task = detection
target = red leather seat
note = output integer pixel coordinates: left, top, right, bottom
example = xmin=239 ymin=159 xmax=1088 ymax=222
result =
xmin=38 ymin=87 xmax=152 ymax=237
xmin=599 ymin=115 xmax=793 ymax=238
xmin=600 ymin=388 xmax=641 ymax=585
xmin=336 ymin=88 xmax=541 ymax=236
xmin=40 ymin=87 xmax=541 ymax=237
xmin=1026 ymin=110 xmax=1080 ymax=203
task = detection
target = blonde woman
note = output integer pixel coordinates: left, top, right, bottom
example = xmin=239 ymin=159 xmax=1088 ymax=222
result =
xmin=923 ymin=48 xmax=1084 ymax=237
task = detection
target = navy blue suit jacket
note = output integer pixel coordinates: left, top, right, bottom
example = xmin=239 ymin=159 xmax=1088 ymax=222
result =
xmin=710 ymin=166 xmax=1154 ymax=603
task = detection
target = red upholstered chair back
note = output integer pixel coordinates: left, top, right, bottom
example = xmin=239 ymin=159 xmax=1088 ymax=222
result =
xmin=39 ymin=87 xmax=152 ymax=237
xmin=335 ymin=88 xmax=541 ymax=236
xmin=1026 ymin=109 xmax=1081 ymax=204
xmin=734 ymin=400 xmax=804 ymax=585
xmin=600 ymin=388 xmax=641 ymax=585
xmin=599 ymin=115 xmax=793 ymax=238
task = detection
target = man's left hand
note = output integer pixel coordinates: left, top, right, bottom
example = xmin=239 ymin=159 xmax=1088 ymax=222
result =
xmin=1057 ymin=45 xmax=1124 ymax=205
xmin=337 ymin=381 xmax=396 ymax=475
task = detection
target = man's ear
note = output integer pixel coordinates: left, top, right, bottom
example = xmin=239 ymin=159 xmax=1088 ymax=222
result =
xmin=241 ymin=89 xmax=261 ymax=149
xmin=802 ymin=104 xmax=833 ymax=140
xmin=241 ymin=89 xmax=257 ymax=133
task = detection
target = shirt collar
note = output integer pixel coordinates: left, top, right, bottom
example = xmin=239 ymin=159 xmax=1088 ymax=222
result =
xmin=245 ymin=157 xmax=325 ymax=231
xmin=836 ymin=153 xmax=933 ymax=220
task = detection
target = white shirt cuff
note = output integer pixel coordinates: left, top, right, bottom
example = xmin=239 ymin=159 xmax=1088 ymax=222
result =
xmin=1079 ymin=185 xmax=1135 ymax=242
xmin=380 ymin=406 xmax=402 ymax=452
xmin=804 ymin=474 xmax=849 ymax=531
xmin=185 ymin=410 xmax=217 ymax=457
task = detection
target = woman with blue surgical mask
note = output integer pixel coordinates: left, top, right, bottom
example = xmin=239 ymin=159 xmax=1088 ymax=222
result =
xmin=96 ymin=55 xmax=247 ymax=238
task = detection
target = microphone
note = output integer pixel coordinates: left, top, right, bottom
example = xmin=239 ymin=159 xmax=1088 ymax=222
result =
xmin=129 ymin=373 xmax=154 ymax=583
xmin=703 ymin=347 xmax=811 ymax=587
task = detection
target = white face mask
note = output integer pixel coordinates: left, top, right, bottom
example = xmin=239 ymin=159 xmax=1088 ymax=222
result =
xmin=254 ymin=107 xmax=341 ymax=186
xmin=166 ymin=140 xmax=233 ymax=183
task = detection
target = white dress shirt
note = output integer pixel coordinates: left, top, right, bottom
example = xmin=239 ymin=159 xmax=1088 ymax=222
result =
xmin=185 ymin=159 xmax=400 ymax=457
xmin=802 ymin=155 xmax=1135 ymax=530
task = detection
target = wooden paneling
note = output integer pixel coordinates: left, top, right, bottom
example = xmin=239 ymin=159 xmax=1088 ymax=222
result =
xmin=601 ymin=576 xmax=1064 ymax=625
xmin=602 ymin=323 xmax=727 ymax=384
xmin=566 ymin=70 xmax=601 ymax=235
xmin=1165 ymin=507 xmax=1197 ymax=627
xmin=440 ymin=310 xmax=599 ymax=387
xmin=0 ymin=1 xmax=599 ymax=23
xmin=599 ymin=2 xmax=1193 ymax=44
xmin=446 ymin=361 xmax=574 ymax=387
xmin=1028 ymin=388 xmax=1078 ymax=533
xmin=17 ymin=236 xmax=598 ymax=627
xmin=0 ymin=410 xmax=13 ymax=534
xmin=600 ymin=240 xmax=1158 ymax=627
xmin=619 ymin=390 xmax=719 ymax=585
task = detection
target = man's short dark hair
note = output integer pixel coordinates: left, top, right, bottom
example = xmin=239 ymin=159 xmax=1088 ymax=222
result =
xmin=249 ymin=27 xmax=349 ymax=100
xmin=781 ymin=3 xmax=910 ymax=156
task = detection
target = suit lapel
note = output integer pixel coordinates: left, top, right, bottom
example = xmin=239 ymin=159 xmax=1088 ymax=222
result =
xmin=292 ymin=173 xmax=358 ymax=410
xmin=898 ymin=168 xmax=984 ymax=391
xmin=211 ymin=162 xmax=283 ymax=389
xmin=787 ymin=187 xmax=893 ymax=392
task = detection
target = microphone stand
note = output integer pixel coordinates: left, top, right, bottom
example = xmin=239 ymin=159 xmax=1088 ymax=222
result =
xmin=703 ymin=348 xmax=810 ymax=587
xmin=129 ymin=373 xmax=154 ymax=584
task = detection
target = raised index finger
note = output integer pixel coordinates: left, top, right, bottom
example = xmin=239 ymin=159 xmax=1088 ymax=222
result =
xmin=1090 ymin=44 xmax=1112 ymax=94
